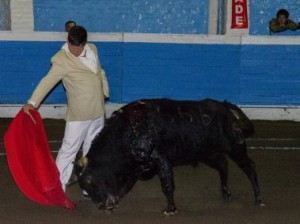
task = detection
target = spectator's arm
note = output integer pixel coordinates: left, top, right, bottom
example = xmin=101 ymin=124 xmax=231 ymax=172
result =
xmin=269 ymin=19 xmax=286 ymax=33
xmin=286 ymin=19 xmax=299 ymax=31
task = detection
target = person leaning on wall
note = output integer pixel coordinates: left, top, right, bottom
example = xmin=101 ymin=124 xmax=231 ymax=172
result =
xmin=269 ymin=9 xmax=300 ymax=33
xmin=65 ymin=20 xmax=76 ymax=32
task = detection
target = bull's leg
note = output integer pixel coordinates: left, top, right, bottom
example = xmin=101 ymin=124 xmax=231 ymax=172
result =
xmin=156 ymin=158 xmax=177 ymax=215
xmin=204 ymin=153 xmax=231 ymax=200
xmin=228 ymin=144 xmax=264 ymax=206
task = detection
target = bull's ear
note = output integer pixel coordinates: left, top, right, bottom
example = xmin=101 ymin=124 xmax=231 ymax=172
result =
xmin=79 ymin=157 xmax=89 ymax=167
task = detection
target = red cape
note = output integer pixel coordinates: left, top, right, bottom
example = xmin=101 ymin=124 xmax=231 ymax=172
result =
xmin=4 ymin=109 xmax=75 ymax=209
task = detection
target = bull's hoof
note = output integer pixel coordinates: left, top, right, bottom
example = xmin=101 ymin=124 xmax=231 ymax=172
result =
xmin=222 ymin=187 xmax=231 ymax=200
xmin=255 ymin=196 xmax=265 ymax=207
xmin=163 ymin=209 xmax=178 ymax=216
xmin=222 ymin=190 xmax=232 ymax=200
xmin=255 ymin=200 xmax=266 ymax=207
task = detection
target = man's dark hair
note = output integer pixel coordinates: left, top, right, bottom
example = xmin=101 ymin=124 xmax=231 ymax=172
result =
xmin=68 ymin=26 xmax=87 ymax=46
xmin=276 ymin=9 xmax=289 ymax=19
xmin=65 ymin=20 xmax=76 ymax=32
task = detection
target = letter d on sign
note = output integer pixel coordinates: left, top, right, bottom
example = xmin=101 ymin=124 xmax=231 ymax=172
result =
xmin=231 ymin=0 xmax=248 ymax=29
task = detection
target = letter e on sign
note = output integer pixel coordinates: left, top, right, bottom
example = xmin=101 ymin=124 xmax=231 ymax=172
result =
xmin=231 ymin=0 xmax=248 ymax=29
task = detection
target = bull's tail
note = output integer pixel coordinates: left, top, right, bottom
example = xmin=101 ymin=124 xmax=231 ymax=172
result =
xmin=224 ymin=101 xmax=254 ymax=138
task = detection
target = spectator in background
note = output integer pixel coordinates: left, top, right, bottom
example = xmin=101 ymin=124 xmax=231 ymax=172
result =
xmin=269 ymin=9 xmax=299 ymax=33
xmin=65 ymin=20 xmax=76 ymax=32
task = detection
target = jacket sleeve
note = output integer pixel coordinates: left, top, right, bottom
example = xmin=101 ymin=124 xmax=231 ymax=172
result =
xmin=28 ymin=55 xmax=64 ymax=107
xmin=100 ymin=69 xmax=109 ymax=98
xmin=90 ymin=43 xmax=110 ymax=98
xmin=286 ymin=19 xmax=299 ymax=31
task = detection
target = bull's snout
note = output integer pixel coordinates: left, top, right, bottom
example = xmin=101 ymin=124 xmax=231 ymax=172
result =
xmin=106 ymin=194 xmax=119 ymax=210
xmin=97 ymin=194 xmax=119 ymax=212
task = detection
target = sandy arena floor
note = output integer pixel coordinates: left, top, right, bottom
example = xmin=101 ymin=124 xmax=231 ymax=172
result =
xmin=1 ymin=118 xmax=300 ymax=224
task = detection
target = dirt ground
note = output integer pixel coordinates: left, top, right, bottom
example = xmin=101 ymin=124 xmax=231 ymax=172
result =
xmin=1 ymin=118 xmax=300 ymax=224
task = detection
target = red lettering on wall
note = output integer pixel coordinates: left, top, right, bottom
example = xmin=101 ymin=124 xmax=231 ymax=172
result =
xmin=231 ymin=0 xmax=248 ymax=29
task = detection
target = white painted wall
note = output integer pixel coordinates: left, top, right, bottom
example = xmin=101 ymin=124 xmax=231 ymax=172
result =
xmin=208 ymin=0 xmax=219 ymax=35
xmin=10 ymin=0 xmax=33 ymax=31
xmin=2 ymin=104 xmax=300 ymax=121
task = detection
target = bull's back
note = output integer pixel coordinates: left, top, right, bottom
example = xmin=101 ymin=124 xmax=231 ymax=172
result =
xmin=120 ymin=98 xmax=254 ymax=140
xmin=117 ymin=100 xmax=220 ymax=160
xmin=113 ymin=98 xmax=254 ymax=165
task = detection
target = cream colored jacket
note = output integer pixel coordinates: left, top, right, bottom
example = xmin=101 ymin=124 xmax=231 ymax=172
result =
xmin=28 ymin=43 xmax=109 ymax=121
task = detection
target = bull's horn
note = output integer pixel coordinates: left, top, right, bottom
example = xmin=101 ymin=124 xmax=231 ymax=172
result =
xmin=229 ymin=109 xmax=240 ymax=120
xmin=137 ymin=100 xmax=146 ymax=105
xmin=78 ymin=157 xmax=89 ymax=167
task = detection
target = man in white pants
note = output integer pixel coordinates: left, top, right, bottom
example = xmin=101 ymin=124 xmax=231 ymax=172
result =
xmin=22 ymin=26 xmax=109 ymax=192
xmin=56 ymin=117 xmax=104 ymax=191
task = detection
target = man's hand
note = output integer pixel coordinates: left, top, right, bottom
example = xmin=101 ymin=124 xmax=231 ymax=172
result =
xmin=22 ymin=104 xmax=34 ymax=113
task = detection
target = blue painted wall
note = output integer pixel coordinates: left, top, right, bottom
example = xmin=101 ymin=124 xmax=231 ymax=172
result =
xmin=122 ymin=43 xmax=240 ymax=102
xmin=33 ymin=0 xmax=208 ymax=34
xmin=1 ymin=41 xmax=300 ymax=106
xmin=250 ymin=0 xmax=300 ymax=35
xmin=2 ymin=0 xmax=300 ymax=107
xmin=0 ymin=41 xmax=64 ymax=104
xmin=33 ymin=0 xmax=300 ymax=35
xmin=5 ymin=0 xmax=300 ymax=35
xmin=0 ymin=41 xmax=123 ymax=103
xmin=240 ymin=44 xmax=300 ymax=104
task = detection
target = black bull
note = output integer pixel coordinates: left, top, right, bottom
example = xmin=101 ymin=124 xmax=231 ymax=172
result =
xmin=75 ymin=98 xmax=264 ymax=215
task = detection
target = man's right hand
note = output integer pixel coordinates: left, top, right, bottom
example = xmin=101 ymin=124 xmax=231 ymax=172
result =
xmin=22 ymin=104 xmax=34 ymax=113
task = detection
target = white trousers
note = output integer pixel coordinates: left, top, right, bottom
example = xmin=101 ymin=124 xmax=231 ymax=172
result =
xmin=56 ymin=116 xmax=104 ymax=191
